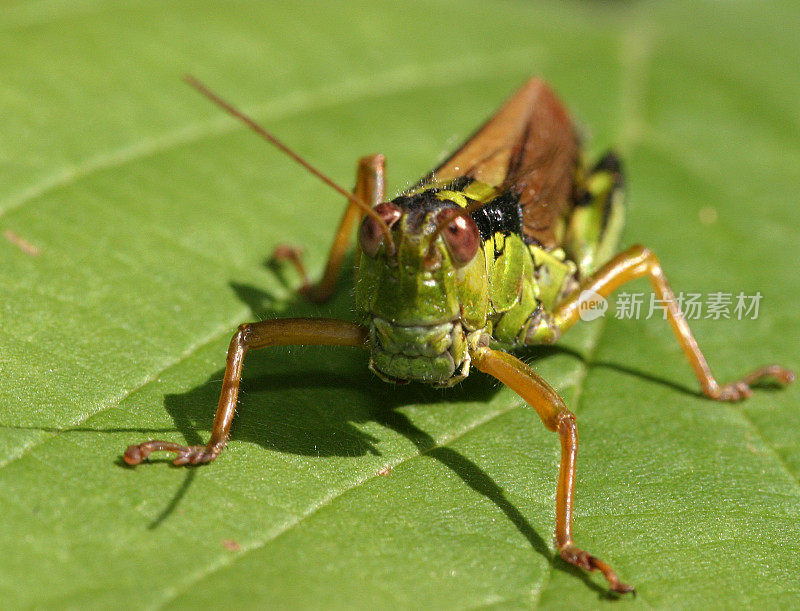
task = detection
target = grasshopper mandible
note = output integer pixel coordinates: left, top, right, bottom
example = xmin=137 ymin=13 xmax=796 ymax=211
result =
xmin=124 ymin=76 xmax=795 ymax=593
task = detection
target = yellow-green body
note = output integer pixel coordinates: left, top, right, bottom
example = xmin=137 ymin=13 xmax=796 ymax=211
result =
xmin=355 ymin=155 xmax=624 ymax=387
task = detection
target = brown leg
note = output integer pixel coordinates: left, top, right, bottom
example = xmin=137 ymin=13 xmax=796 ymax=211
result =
xmin=471 ymin=347 xmax=633 ymax=593
xmin=273 ymin=154 xmax=385 ymax=303
xmin=124 ymin=318 xmax=368 ymax=466
xmin=553 ymin=245 xmax=795 ymax=401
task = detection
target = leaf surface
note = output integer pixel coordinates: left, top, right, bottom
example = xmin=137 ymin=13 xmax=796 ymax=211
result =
xmin=1 ymin=1 xmax=798 ymax=608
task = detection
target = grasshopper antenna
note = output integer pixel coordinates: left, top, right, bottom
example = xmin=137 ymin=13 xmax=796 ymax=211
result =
xmin=183 ymin=74 xmax=396 ymax=254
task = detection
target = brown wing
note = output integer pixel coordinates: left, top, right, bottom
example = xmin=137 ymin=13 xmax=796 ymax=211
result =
xmin=424 ymin=78 xmax=580 ymax=248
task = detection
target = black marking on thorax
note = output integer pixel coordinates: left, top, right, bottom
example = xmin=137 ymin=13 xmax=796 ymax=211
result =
xmin=470 ymin=191 xmax=524 ymax=244
xmin=391 ymin=178 xmax=525 ymax=247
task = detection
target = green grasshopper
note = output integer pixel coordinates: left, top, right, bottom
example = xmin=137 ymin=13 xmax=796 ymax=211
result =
xmin=124 ymin=76 xmax=795 ymax=593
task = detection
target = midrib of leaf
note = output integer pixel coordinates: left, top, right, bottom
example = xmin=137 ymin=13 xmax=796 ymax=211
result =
xmin=525 ymin=19 xmax=657 ymax=607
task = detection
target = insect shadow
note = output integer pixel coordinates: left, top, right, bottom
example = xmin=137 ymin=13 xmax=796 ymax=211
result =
xmin=139 ymin=257 xmax=617 ymax=595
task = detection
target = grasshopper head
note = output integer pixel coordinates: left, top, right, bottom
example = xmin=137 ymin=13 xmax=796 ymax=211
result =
xmin=355 ymin=193 xmax=488 ymax=386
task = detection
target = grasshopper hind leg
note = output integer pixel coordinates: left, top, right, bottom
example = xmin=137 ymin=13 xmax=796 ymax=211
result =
xmin=557 ymin=154 xmax=793 ymax=398
xmin=564 ymin=152 xmax=625 ymax=278
xmin=552 ymin=245 xmax=795 ymax=400
xmin=272 ymin=154 xmax=385 ymax=303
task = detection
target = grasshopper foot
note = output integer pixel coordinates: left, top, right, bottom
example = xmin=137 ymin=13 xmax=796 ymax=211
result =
xmin=559 ymin=543 xmax=634 ymax=594
xmin=271 ymin=244 xmax=305 ymax=267
xmin=706 ymin=365 xmax=795 ymax=402
xmin=123 ymin=440 xmax=220 ymax=466
xmin=271 ymin=244 xmax=332 ymax=303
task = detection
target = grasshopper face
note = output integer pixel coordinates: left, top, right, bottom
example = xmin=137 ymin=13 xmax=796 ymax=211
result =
xmin=355 ymin=195 xmax=488 ymax=386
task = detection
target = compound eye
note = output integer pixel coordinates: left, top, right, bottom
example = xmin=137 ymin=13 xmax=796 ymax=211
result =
xmin=437 ymin=208 xmax=480 ymax=267
xmin=358 ymin=202 xmax=401 ymax=257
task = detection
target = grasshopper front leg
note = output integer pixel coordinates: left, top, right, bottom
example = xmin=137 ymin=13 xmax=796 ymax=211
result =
xmin=472 ymin=346 xmax=633 ymax=593
xmin=273 ymin=154 xmax=385 ymax=303
xmin=124 ymin=319 xmax=368 ymax=466
xmin=125 ymin=155 xmax=383 ymax=465
xmin=551 ymin=245 xmax=795 ymax=400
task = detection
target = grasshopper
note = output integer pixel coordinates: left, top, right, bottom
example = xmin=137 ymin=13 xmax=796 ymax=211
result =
xmin=124 ymin=76 xmax=795 ymax=593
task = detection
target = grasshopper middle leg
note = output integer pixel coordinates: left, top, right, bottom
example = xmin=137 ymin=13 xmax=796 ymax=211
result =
xmin=472 ymin=346 xmax=634 ymax=594
xmin=273 ymin=154 xmax=385 ymax=303
xmin=551 ymin=245 xmax=795 ymax=400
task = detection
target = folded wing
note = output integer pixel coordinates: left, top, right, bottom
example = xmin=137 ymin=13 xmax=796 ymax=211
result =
xmin=422 ymin=78 xmax=580 ymax=248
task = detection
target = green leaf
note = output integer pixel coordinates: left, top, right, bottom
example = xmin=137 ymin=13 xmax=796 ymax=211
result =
xmin=1 ymin=1 xmax=798 ymax=607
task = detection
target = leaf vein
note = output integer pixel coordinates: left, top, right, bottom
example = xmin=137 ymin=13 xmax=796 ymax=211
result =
xmin=0 ymin=309 xmax=248 ymax=470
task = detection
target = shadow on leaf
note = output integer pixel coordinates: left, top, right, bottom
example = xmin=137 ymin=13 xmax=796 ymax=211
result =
xmin=125 ymin=256 xmax=625 ymax=594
